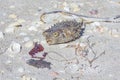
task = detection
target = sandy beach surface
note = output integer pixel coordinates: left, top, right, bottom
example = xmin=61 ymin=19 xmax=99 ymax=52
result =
xmin=0 ymin=0 xmax=120 ymax=80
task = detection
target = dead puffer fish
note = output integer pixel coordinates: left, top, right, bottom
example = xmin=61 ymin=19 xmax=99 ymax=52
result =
xmin=42 ymin=20 xmax=83 ymax=45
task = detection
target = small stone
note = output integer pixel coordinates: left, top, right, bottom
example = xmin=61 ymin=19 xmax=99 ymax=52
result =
xmin=70 ymin=3 xmax=80 ymax=12
xmin=0 ymin=70 xmax=4 ymax=74
xmin=34 ymin=13 xmax=39 ymax=16
xmin=3 ymin=13 xmax=7 ymax=16
xmin=23 ymin=37 xmax=30 ymax=42
xmin=113 ymin=35 xmax=119 ymax=37
xmin=18 ymin=67 xmax=24 ymax=73
xmin=5 ymin=60 xmax=12 ymax=64
xmin=40 ymin=40 xmax=47 ymax=44
xmin=24 ymin=41 xmax=34 ymax=48
xmin=8 ymin=14 xmax=17 ymax=19
xmin=0 ymin=31 xmax=4 ymax=39
xmin=63 ymin=7 xmax=70 ymax=12
xmin=21 ymin=75 xmax=36 ymax=80
xmin=65 ymin=64 xmax=79 ymax=73
xmin=22 ymin=75 xmax=30 ymax=80
xmin=0 ymin=21 xmax=5 ymax=25
xmin=19 ymin=32 xmax=27 ymax=36
xmin=59 ymin=44 xmax=68 ymax=48
xmin=33 ymin=39 xmax=40 ymax=42
xmin=63 ymin=2 xmax=68 ymax=7
xmin=90 ymin=22 xmax=101 ymax=27
xmin=17 ymin=19 xmax=26 ymax=23
xmin=4 ymin=26 xmax=15 ymax=33
xmin=62 ymin=2 xmax=70 ymax=11
xmin=9 ymin=5 xmax=15 ymax=9
xmin=38 ymin=7 xmax=42 ymax=11
xmin=109 ymin=29 xmax=119 ymax=37
xmin=89 ymin=9 xmax=98 ymax=15
xmin=96 ymin=26 xmax=105 ymax=33
xmin=53 ymin=4 xmax=58 ymax=8
xmin=28 ymin=26 xmax=38 ymax=31
xmin=39 ymin=21 xmax=44 ymax=24
xmin=49 ymin=71 xmax=59 ymax=77
xmin=90 ymin=22 xmax=105 ymax=33
xmin=108 ymin=74 xmax=114 ymax=77
xmin=8 ymin=41 xmax=21 ymax=53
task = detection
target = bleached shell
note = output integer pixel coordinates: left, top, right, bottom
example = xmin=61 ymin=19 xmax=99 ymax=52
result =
xmin=8 ymin=41 xmax=21 ymax=53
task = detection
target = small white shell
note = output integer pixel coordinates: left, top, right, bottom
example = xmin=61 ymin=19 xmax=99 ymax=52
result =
xmin=8 ymin=41 xmax=21 ymax=53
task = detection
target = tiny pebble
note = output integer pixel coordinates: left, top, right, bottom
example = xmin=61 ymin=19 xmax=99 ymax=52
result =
xmin=0 ymin=70 xmax=4 ymax=74
xmin=53 ymin=4 xmax=58 ymax=8
xmin=19 ymin=32 xmax=27 ymax=36
xmin=5 ymin=60 xmax=12 ymax=64
xmin=9 ymin=5 xmax=15 ymax=9
xmin=109 ymin=29 xmax=119 ymax=37
xmin=28 ymin=26 xmax=38 ymax=31
xmin=34 ymin=13 xmax=39 ymax=16
xmin=65 ymin=64 xmax=79 ymax=73
xmin=0 ymin=31 xmax=4 ymax=39
xmin=0 ymin=21 xmax=5 ymax=24
xmin=8 ymin=14 xmax=17 ymax=19
xmin=58 ymin=44 xmax=68 ymax=48
xmin=70 ymin=3 xmax=80 ymax=12
xmin=21 ymin=75 xmax=36 ymax=80
xmin=96 ymin=26 xmax=105 ymax=33
xmin=63 ymin=7 xmax=70 ymax=12
xmin=18 ymin=67 xmax=24 ymax=73
xmin=4 ymin=26 xmax=15 ymax=33
xmin=33 ymin=39 xmax=40 ymax=42
xmin=89 ymin=9 xmax=98 ymax=15
xmin=17 ymin=19 xmax=26 ymax=23
xmin=90 ymin=22 xmax=101 ymax=27
xmin=22 ymin=75 xmax=30 ymax=80
xmin=108 ymin=74 xmax=114 ymax=77
xmin=41 ymin=40 xmax=47 ymax=44
xmin=23 ymin=37 xmax=30 ymax=42
xmin=24 ymin=41 xmax=34 ymax=48
xmin=62 ymin=2 xmax=70 ymax=11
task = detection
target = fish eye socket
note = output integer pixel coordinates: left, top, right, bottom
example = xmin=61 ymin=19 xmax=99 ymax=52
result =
xmin=53 ymin=32 xmax=59 ymax=37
